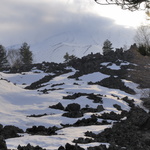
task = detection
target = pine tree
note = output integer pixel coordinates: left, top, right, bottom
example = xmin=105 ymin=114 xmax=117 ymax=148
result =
xmin=19 ymin=42 xmax=33 ymax=65
xmin=63 ymin=52 xmax=76 ymax=62
xmin=102 ymin=39 xmax=113 ymax=55
xmin=0 ymin=45 xmax=9 ymax=70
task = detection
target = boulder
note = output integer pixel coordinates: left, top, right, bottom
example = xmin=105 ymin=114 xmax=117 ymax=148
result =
xmin=65 ymin=103 xmax=81 ymax=112
xmin=49 ymin=102 xmax=64 ymax=110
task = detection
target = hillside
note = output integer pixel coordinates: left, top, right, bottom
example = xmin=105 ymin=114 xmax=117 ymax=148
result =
xmin=30 ymin=31 xmax=133 ymax=63
xmin=0 ymin=45 xmax=150 ymax=150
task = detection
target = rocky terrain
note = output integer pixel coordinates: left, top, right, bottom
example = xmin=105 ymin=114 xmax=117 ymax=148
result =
xmin=0 ymin=44 xmax=150 ymax=150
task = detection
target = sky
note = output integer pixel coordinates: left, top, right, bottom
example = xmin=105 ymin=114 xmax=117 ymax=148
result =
xmin=0 ymin=0 xmax=147 ymax=48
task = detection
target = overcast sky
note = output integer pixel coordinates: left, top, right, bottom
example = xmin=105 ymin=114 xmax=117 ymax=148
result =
xmin=0 ymin=0 xmax=147 ymax=48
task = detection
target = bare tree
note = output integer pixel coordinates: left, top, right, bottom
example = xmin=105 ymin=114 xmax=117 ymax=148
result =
xmin=94 ymin=0 xmax=150 ymax=11
xmin=134 ymin=25 xmax=150 ymax=55
xmin=7 ymin=49 xmax=22 ymax=68
xmin=134 ymin=25 xmax=150 ymax=47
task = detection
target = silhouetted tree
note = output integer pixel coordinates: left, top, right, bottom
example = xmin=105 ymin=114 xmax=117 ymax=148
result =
xmin=102 ymin=39 xmax=113 ymax=55
xmin=0 ymin=45 xmax=9 ymax=70
xmin=63 ymin=52 xmax=76 ymax=62
xmin=19 ymin=42 xmax=33 ymax=65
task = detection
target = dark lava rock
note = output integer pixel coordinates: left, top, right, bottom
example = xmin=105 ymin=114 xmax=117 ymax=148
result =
xmin=25 ymin=74 xmax=57 ymax=89
xmin=121 ymin=96 xmax=135 ymax=107
xmin=1 ymin=125 xmax=24 ymax=139
xmin=81 ymin=105 xmax=104 ymax=114
xmin=51 ymin=83 xmax=64 ymax=87
xmin=99 ymin=111 xmax=127 ymax=121
xmin=113 ymin=104 xmax=122 ymax=110
xmin=83 ymin=107 xmax=150 ymax=150
xmin=61 ymin=116 xmax=110 ymax=128
xmin=0 ymin=124 xmax=24 ymax=150
xmin=25 ymin=64 xmax=71 ymax=90
xmin=58 ymin=145 xmax=65 ymax=150
xmin=63 ymin=93 xmax=86 ymax=100
xmin=142 ymin=98 xmax=150 ymax=110
xmin=62 ymin=103 xmax=83 ymax=118
xmin=97 ymin=105 xmax=105 ymax=112
xmin=65 ymin=103 xmax=81 ymax=112
xmin=87 ymin=144 xmax=126 ymax=150
xmin=49 ymin=102 xmax=64 ymax=110
xmin=73 ymin=137 xmax=93 ymax=144
xmin=27 ymin=113 xmax=48 ymax=118
xmin=17 ymin=143 xmax=46 ymax=150
xmin=87 ymin=94 xmax=103 ymax=103
xmin=63 ymin=93 xmax=103 ymax=103
xmin=26 ymin=125 xmax=60 ymax=135
xmin=74 ymin=116 xmax=98 ymax=126
xmin=62 ymin=111 xmax=83 ymax=118
xmin=0 ymin=136 xmax=7 ymax=150
xmin=89 ymin=76 xmax=136 ymax=95
xmin=0 ymin=124 xmax=25 ymax=150
xmin=62 ymin=101 xmax=104 ymax=118
xmin=58 ymin=143 xmax=84 ymax=150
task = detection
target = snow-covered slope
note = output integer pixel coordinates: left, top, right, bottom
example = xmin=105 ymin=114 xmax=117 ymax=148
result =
xmin=31 ymin=32 xmax=102 ymax=63
xmin=0 ymin=59 xmax=143 ymax=150
xmin=6 ymin=27 xmax=135 ymax=64
xmin=30 ymin=30 xmax=134 ymax=63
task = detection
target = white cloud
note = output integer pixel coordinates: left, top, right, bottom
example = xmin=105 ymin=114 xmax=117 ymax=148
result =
xmin=0 ymin=0 xmax=139 ymax=47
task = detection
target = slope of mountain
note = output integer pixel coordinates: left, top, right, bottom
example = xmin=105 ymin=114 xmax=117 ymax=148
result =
xmin=6 ymin=29 xmax=135 ymax=64
xmin=0 ymin=47 xmax=150 ymax=150
xmin=30 ymin=31 xmax=133 ymax=63
xmin=30 ymin=32 xmax=102 ymax=63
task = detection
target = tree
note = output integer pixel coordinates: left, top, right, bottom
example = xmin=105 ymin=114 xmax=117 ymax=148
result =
xmin=0 ymin=45 xmax=9 ymax=70
xmin=94 ymin=0 xmax=150 ymax=11
xmin=134 ymin=25 xmax=150 ymax=55
xmin=7 ymin=49 xmax=22 ymax=68
xmin=102 ymin=39 xmax=113 ymax=55
xmin=63 ymin=52 xmax=76 ymax=62
xmin=19 ymin=42 xmax=33 ymax=65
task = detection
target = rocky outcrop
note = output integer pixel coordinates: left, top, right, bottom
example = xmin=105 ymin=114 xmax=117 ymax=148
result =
xmin=58 ymin=143 xmax=84 ymax=150
xmin=49 ymin=102 xmax=65 ymax=110
xmin=26 ymin=125 xmax=60 ymax=136
xmin=62 ymin=103 xmax=83 ymax=118
xmin=63 ymin=93 xmax=103 ymax=103
xmin=0 ymin=124 xmax=24 ymax=150
xmin=17 ymin=143 xmax=46 ymax=150
xmin=89 ymin=76 xmax=136 ymax=94
xmin=0 ymin=125 xmax=24 ymax=139
xmin=99 ymin=110 xmax=128 ymax=121
xmin=62 ymin=103 xmax=105 ymax=118
xmin=74 ymin=107 xmax=150 ymax=150
xmin=0 ymin=136 xmax=7 ymax=150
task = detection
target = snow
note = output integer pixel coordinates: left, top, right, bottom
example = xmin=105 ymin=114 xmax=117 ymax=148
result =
xmin=101 ymin=61 xmax=131 ymax=70
xmin=79 ymin=72 xmax=109 ymax=82
xmin=31 ymin=32 xmax=103 ymax=63
xmin=107 ymin=64 xmax=121 ymax=70
xmin=6 ymin=125 xmax=111 ymax=150
xmin=0 ymin=67 xmax=144 ymax=150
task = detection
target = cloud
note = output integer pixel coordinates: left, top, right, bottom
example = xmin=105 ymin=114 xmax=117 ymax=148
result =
xmin=0 ymin=0 xmax=136 ymax=47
